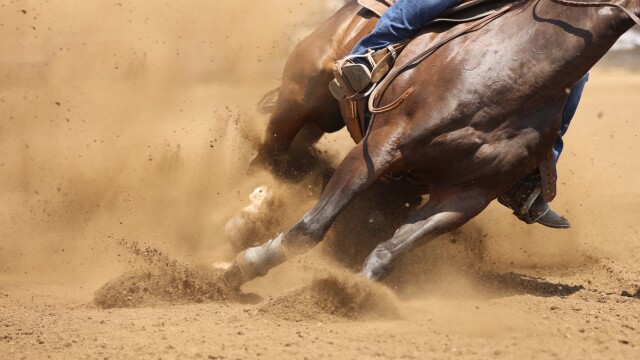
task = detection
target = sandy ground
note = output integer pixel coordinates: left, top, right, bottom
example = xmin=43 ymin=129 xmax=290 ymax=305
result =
xmin=1 ymin=1 xmax=640 ymax=359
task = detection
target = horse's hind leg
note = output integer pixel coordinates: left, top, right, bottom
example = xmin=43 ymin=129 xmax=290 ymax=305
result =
xmin=362 ymin=186 xmax=493 ymax=281
xmin=228 ymin=64 xmax=340 ymax=254
xmin=251 ymin=49 xmax=343 ymax=182
xmin=224 ymin=138 xmax=397 ymax=287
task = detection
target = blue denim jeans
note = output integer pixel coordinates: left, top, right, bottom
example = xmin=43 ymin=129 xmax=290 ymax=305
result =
xmin=351 ymin=0 xmax=463 ymax=55
xmin=349 ymin=0 xmax=588 ymax=161
xmin=555 ymin=73 xmax=589 ymax=162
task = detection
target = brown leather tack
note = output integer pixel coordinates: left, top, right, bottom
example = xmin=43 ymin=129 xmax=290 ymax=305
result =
xmin=539 ymin=149 xmax=558 ymax=203
xmin=357 ymin=0 xmax=396 ymax=17
xmin=339 ymin=98 xmax=365 ymax=143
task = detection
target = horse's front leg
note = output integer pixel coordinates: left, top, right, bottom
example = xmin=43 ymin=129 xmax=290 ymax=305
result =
xmin=223 ymin=138 xmax=398 ymax=288
xmin=362 ymin=186 xmax=493 ymax=280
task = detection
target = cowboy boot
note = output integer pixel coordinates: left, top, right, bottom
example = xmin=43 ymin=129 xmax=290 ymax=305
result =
xmin=329 ymin=44 xmax=405 ymax=100
xmin=498 ymin=171 xmax=570 ymax=229
xmin=329 ymin=57 xmax=374 ymax=100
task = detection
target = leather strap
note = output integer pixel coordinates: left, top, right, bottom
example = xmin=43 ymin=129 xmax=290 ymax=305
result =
xmin=443 ymin=0 xmax=496 ymax=15
xmin=432 ymin=11 xmax=499 ymax=24
xmin=357 ymin=0 xmax=394 ymax=17
xmin=370 ymin=43 xmax=408 ymax=82
xmin=550 ymin=0 xmax=640 ymax=27
xmin=338 ymin=98 xmax=365 ymax=143
xmin=539 ymin=149 xmax=558 ymax=203
xmin=368 ymin=4 xmax=516 ymax=115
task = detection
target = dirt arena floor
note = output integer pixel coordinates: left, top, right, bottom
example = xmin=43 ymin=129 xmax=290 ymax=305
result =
xmin=1 ymin=1 xmax=639 ymax=359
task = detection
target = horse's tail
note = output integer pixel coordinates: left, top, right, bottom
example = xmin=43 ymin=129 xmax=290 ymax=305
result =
xmin=330 ymin=26 xmax=350 ymax=62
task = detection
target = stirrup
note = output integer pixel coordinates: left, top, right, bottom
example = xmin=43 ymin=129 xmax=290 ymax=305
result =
xmin=328 ymin=79 xmax=345 ymax=100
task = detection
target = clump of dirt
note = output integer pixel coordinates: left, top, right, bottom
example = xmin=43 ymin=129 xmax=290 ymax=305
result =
xmin=93 ymin=240 xmax=232 ymax=309
xmin=621 ymin=288 xmax=640 ymax=299
xmin=259 ymin=274 xmax=399 ymax=321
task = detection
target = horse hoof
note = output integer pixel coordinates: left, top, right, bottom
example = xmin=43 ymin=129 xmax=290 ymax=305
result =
xmin=212 ymin=262 xmax=232 ymax=270
xmin=220 ymin=261 xmax=246 ymax=291
xmin=225 ymin=185 xmax=278 ymax=250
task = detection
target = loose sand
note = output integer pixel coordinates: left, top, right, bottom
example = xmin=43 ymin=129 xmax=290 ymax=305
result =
xmin=1 ymin=1 xmax=639 ymax=359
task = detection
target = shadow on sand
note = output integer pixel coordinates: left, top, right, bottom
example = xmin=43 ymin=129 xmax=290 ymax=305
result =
xmin=472 ymin=271 xmax=585 ymax=298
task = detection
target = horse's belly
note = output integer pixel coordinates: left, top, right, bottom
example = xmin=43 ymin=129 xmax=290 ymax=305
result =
xmin=398 ymin=124 xmax=542 ymax=186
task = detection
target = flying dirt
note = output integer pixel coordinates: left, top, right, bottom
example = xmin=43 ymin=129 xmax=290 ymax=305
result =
xmin=1 ymin=1 xmax=639 ymax=359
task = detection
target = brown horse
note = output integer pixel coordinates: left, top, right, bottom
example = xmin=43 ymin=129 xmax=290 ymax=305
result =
xmin=222 ymin=0 xmax=640 ymax=287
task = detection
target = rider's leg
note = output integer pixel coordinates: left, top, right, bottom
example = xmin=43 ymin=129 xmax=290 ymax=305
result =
xmin=333 ymin=0 xmax=462 ymax=96
xmin=553 ymin=72 xmax=589 ymax=162
xmin=499 ymin=73 xmax=589 ymax=229
xmin=362 ymin=186 xmax=492 ymax=280
xmin=351 ymin=0 xmax=463 ymax=56
xmin=224 ymin=137 xmax=400 ymax=288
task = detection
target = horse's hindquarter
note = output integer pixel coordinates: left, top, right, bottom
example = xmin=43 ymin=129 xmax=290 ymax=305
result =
xmin=288 ymin=1 xmax=379 ymax=75
xmin=273 ymin=1 xmax=378 ymax=133
xmin=373 ymin=1 xmax=629 ymax=188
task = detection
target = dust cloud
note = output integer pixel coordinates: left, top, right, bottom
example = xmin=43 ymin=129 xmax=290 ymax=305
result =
xmin=0 ymin=0 xmax=638 ymax=303
xmin=0 ymin=0 xmax=344 ymax=285
xmin=1 ymin=2 xmax=640 ymax=358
